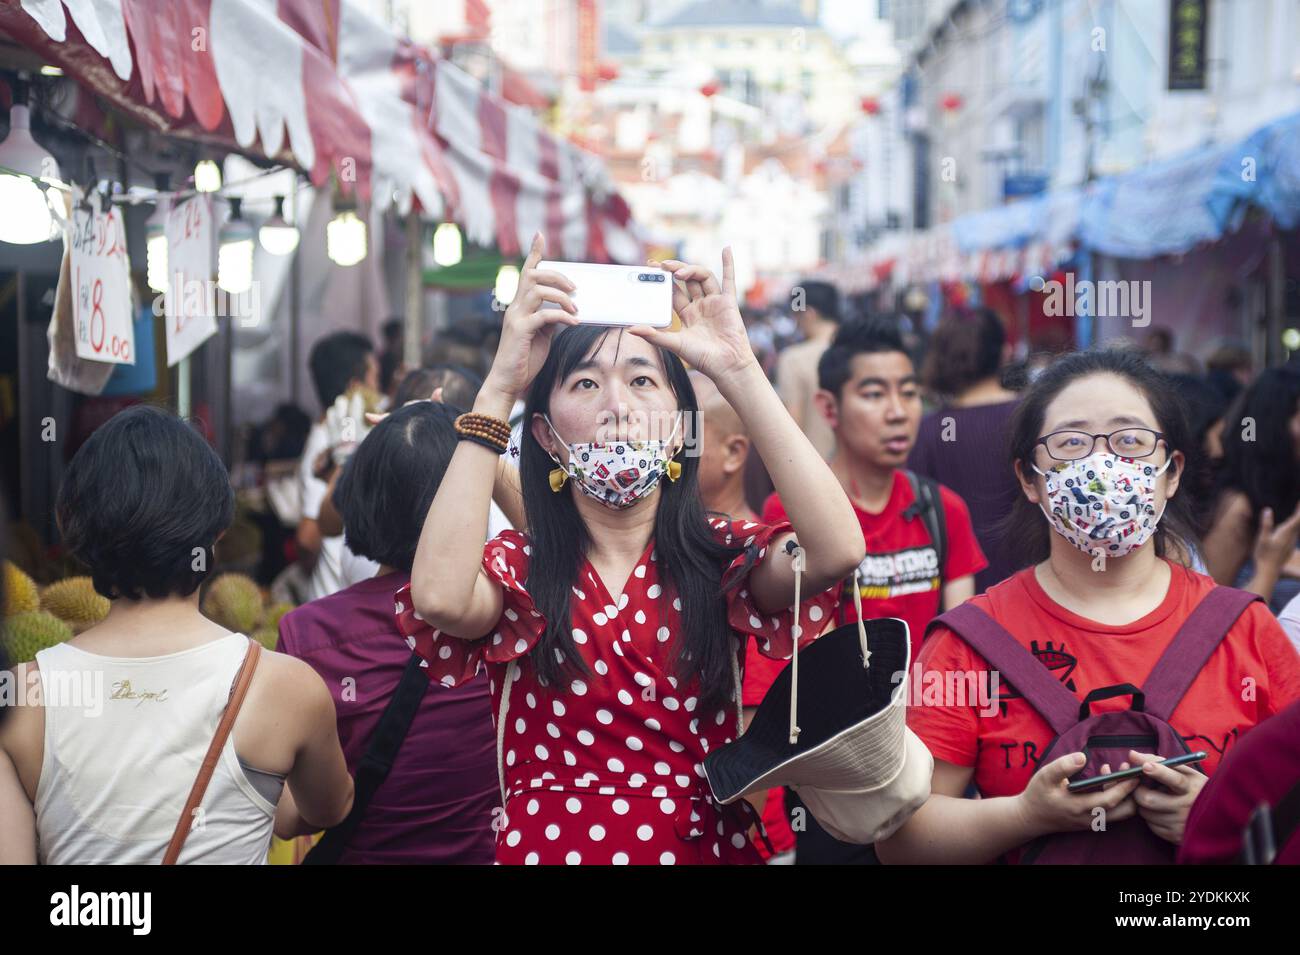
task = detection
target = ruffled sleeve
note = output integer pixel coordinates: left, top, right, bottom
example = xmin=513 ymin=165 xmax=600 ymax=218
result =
xmin=710 ymin=517 xmax=842 ymax=662
xmin=393 ymin=529 xmax=547 ymax=687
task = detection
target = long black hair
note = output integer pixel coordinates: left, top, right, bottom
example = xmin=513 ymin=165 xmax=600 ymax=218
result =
xmin=999 ymin=348 xmax=1200 ymax=567
xmin=1217 ymin=366 xmax=1300 ymax=526
xmin=519 ymin=325 xmax=755 ymax=706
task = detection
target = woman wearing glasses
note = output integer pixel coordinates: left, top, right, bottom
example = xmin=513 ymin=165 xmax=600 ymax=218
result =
xmin=878 ymin=349 xmax=1300 ymax=864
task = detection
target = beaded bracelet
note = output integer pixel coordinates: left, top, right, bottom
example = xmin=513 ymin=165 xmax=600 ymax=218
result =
xmin=454 ymin=412 xmax=511 ymax=453
xmin=459 ymin=431 xmax=508 ymax=454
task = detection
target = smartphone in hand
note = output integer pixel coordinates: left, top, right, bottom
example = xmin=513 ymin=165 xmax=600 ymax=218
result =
xmin=1066 ymin=751 xmax=1208 ymax=794
xmin=537 ymin=260 xmax=673 ymax=328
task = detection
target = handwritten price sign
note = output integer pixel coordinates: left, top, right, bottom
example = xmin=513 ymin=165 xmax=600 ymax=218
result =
xmin=164 ymin=195 xmax=217 ymax=366
xmin=70 ymin=195 xmax=134 ymax=365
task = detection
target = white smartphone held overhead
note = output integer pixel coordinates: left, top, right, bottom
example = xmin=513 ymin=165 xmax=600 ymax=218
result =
xmin=537 ymin=260 xmax=673 ymax=329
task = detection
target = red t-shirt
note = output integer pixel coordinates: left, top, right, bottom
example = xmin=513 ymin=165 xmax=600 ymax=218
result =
xmin=762 ymin=470 xmax=987 ymax=661
xmin=909 ymin=562 xmax=1300 ymax=805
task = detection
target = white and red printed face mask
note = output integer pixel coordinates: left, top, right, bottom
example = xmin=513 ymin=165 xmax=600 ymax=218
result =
xmin=544 ymin=413 xmax=682 ymax=510
xmin=1032 ymin=451 xmax=1172 ymax=557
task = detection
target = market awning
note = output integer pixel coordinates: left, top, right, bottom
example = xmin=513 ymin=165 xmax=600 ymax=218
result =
xmin=1081 ymin=110 xmax=1300 ymax=258
xmin=829 ymin=110 xmax=1300 ymax=291
xmin=0 ymin=0 xmax=642 ymax=262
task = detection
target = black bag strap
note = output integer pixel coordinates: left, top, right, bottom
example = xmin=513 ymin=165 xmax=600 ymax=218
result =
xmin=302 ymin=653 xmax=430 ymax=865
xmin=903 ymin=470 xmax=947 ymax=584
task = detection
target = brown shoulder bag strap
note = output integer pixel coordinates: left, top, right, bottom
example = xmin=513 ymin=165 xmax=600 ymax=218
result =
xmin=162 ymin=638 xmax=262 ymax=865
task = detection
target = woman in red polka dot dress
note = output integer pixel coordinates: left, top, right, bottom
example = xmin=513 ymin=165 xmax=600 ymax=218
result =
xmin=399 ymin=238 xmax=865 ymax=865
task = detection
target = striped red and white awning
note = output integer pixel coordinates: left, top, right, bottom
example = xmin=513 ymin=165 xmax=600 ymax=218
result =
xmin=0 ymin=0 xmax=642 ymax=262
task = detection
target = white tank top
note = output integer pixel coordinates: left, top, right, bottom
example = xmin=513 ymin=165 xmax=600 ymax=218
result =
xmin=34 ymin=633 xmax=276 ymax=864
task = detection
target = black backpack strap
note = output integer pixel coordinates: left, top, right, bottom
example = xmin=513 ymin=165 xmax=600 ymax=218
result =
xmin=928 ymin=604 xmax=1078 ymax=736
xmin=903 ymin=470 xmax=947 ymax=585
xmin=1142 ymin=586 xmax=1261 ymax=722
xmin=302 ymin=653 xmax=430 ymax=865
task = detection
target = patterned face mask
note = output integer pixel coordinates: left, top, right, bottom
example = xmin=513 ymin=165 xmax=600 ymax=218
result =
xmin=544 ymin=412 xmax=682 ymax=510
xmin=1032 ymin=451 xmax=1173 ymax=557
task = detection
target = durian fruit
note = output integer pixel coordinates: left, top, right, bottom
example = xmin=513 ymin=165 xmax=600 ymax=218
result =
xmin=263 ymin=601 xmax=293 ymax=632
xmin=252 ymin=601 xmax=294 ymax=652
xmin=251 ymin=626 xmax=280 ymax=651
xmin=3 ymin=561 xmax=40 ymax=616
xmin=40 ymin=576 xmax=110 ymax=633
xmin=215 ymin=507 xmax=264 ymax=570
xmin=201 ymin=573 xmax=264 ymax=635
xmin=1 ymin=611 xmax=73 ymax=663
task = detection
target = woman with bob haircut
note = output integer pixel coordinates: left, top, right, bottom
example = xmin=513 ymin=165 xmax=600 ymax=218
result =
xmin=0 ymin=405 xmax=354 ymax=864
xmin=397 ymin=237 xmax=865 ymax=865
xmin=878 ymin=349 xmax=1300 ymax=864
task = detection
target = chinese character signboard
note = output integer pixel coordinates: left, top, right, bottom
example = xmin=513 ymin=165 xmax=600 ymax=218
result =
xmin=1168 ymin=0 xmax=1208 ymax=90
xmin=69 ymin=191 xmax=135 ymax=365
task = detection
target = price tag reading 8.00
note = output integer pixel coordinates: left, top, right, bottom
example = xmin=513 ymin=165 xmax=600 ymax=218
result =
xmin=70 ymin=195 xmax=135 ymax=365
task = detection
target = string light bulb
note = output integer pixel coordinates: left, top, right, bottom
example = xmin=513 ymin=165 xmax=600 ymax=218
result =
xmin=194 ymin=158 xmax=221 ymax=193
xmin=327 ymin=202 xmax=366 ymax=267
xmin=217 ymin=197 xmax=255 ymax=294
xmin=258 ymin=195 xmax=299 ymax=255
xmin=146 ymin=199 xmax=169 ymax=293
xmin=432 ymin=222 xmax=463 ymax=267
xmin=494 ymin=264 xmax=520 ymax=305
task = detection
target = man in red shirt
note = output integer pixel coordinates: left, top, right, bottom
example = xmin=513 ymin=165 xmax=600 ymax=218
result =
xmin=761 ymin=316 xmax=986 ymax=659
xmin=761 ymin=315 xmax=986 ymax=863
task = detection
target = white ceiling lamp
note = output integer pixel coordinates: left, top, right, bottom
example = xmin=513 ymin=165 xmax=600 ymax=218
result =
xmin=0 ymin=88 xmax=62 ymax=245
xmin=258 ymin=194 xmax=299 ymax=256
xmin=494 ymin=264 xmax=520 ymax=305
xmin=217 ymin=197 xmax=255 ymax=294
xmin=432 ymin=221 xmax=463 ymax=267
xmin=194 ymin=158 xmax=222 ymax=193
xmin=327 ymin=198 xmax=367 ymax=267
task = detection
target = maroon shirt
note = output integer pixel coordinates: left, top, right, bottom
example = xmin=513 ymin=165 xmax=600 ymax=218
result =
xmin=279 ymin=571 xmax=498 ymax=864
xmin=908 ymin=399 xmax=1022 ymax=593
xmin=1180 ymin=697 xmax=1300 ymax=864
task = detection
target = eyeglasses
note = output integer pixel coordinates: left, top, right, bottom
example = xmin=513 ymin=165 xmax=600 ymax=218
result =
xmin=1034 ymin=428 xmax=1166 ymax=462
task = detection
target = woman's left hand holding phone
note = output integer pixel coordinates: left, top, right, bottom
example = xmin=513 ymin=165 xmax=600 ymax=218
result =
xmin=480 ymin=233 xmax=581 ymax=417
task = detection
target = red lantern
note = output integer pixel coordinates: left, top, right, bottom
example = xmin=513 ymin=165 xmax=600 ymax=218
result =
xmin=597 ymin=62 xmax=620 ymax=82
xmin=699 ymin=79 xmax=720 ymax=98
xmin=940 ymin=92 xmax=963 ymax=112
xmin=860 ymin=96 xmax=880 ymax=115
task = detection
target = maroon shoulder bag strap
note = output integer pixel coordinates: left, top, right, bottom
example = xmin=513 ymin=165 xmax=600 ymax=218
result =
xmin=1141 ymin=585 xmax=1262 ymax=722
xmin=161 ymin=638 xmax=262 ymax=865
xmin=929 ymin=604 xmax=1078 ymax=736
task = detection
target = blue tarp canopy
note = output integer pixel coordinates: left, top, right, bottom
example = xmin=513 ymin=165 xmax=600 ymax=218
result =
xmin=948 ymin=111 xmax=1300 ymax=260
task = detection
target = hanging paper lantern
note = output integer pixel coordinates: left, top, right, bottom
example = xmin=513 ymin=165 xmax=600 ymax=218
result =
xmin=940 ymin=93 xmax=963 ymax=112
xmin=860 ymin=96 xmax=880 ymax=115
xmin=699 ymin=80 xmax=720 ymax=98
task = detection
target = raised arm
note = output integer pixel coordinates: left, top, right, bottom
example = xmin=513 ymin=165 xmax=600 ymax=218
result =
xmin=630 ymin=249 xmax=863 ymax=612
xmin=409 ymin=233 xmax=577 ymax=638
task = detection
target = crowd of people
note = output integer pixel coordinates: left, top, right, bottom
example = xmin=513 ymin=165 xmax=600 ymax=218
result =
xmin=2 ymin=236 xmax=1299 ymax=866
